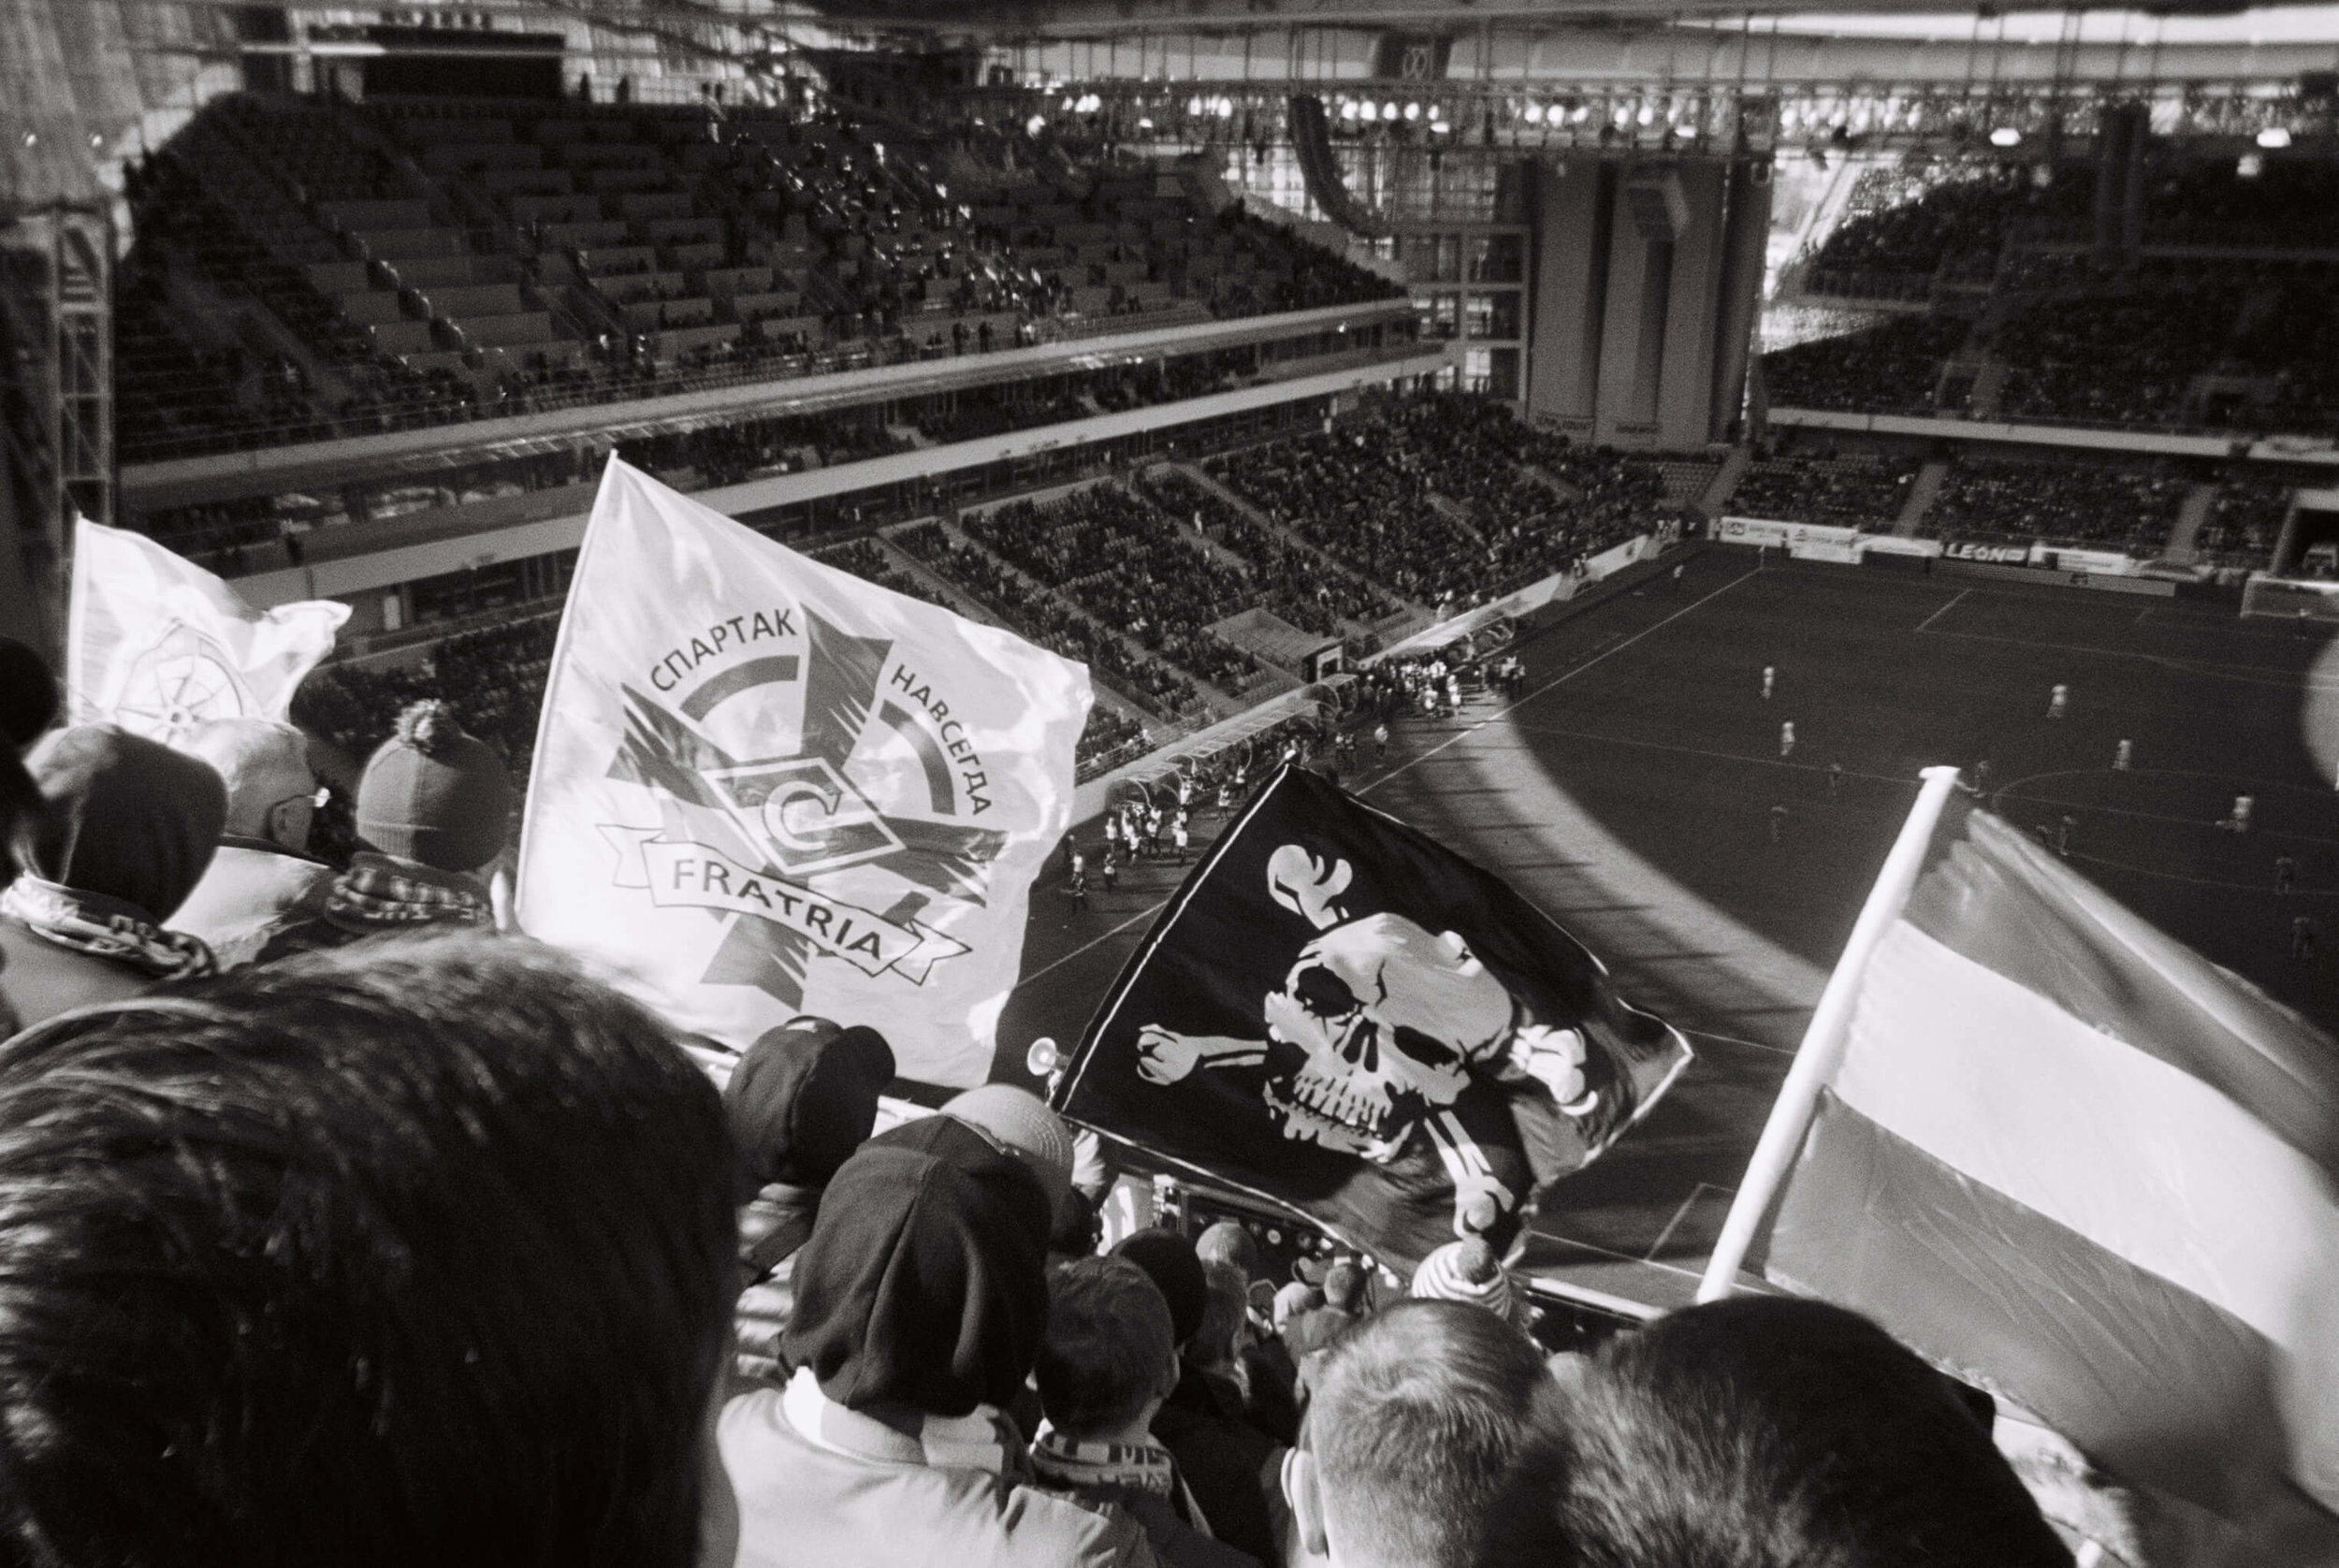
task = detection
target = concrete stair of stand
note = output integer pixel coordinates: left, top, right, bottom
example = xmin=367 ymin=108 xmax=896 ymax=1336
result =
xmin=2163 ymin=483 xmax=2218 ymax=564
xmin=1895 ymin=459 xmax=1952 ymax=538
xmin=1700 ymin=446 xmax=1753 ymax=515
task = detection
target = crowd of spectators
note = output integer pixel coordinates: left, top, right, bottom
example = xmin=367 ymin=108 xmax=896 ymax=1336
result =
xmin=965 ymin=489 xmax=1267 ymax=697
xmin=1992 ymin=285 xmax=2242 ymax=427
xmin=1925 ymin=457 xmax=2188 ymax=554
xmin=2193 ymin=477 xmax=2291 ymax=571
xmin=0 ymin=636 xmax=2081 ymax=1566
xmin=1729 ymin=452 xmax=1917 ymax=527
xmin=1805 ymin=163 xmax=2082 ymax=288
xmin=1211 ymin=396 xmax=1666 ymax=614
xmin=894 ymin=521 xmax=1210 ymax=719
xmin=1136 ymin=470 xmax=1401 ymax=643
xmin=1759 ymin=313 xmax=1972 ymax=414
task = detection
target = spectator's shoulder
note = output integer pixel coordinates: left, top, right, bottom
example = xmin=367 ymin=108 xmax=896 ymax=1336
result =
xmin=1004 ymin=1479 xmax=1162 ymax=1567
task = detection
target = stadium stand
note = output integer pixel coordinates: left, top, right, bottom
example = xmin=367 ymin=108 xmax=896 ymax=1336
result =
xmin=112 ymin=93 xmax=1399 ymax=461
xmin=1209 ymin=395 xmax=1670 ymax=611
xmin=1729 ymin=453 xmax=1917 ymax=527
xmin=1923 ymin=456 xmax=2189 ymax=555
xmin=2192 ymin=476 xmax=2291 ymax=571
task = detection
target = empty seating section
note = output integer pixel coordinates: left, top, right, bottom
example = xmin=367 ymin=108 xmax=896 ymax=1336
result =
xmin=1925 ymin=457 xmax=2187 ymax=555
xmin=120 ymin=92 xmax=1396 ymax=460
xmin=1730 ymin=456 xmax=1916 ymax=527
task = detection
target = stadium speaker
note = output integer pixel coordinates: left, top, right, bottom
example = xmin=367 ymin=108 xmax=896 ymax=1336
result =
xmin=1621 ymin=170 xmax=1690 ymax=241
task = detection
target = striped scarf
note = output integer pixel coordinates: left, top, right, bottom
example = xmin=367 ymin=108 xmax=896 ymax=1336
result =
xmin=1 ymin=877 xmax=215 ymax=980
xmin=323 ymin=852 xmax=492 ymax=933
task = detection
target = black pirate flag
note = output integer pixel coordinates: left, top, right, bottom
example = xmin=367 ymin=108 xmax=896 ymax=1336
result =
xmin=1056 ymin=765 xmax=1691 ymax=1270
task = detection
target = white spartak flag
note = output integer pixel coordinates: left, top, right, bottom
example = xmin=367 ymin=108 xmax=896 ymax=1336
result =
xmin=67 ymin=518 xmax=349 ymax=746
xmin=518 ymin=458 xmax=1092 ymax=1087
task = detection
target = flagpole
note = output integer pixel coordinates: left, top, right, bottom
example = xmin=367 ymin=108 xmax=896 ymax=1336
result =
xmin=1696 ymin=764 xmax=1964 ymax=1303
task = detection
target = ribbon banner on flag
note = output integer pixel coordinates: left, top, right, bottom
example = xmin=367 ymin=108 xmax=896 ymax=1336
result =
xmin=1706 ymin=783 xmax=2339 ymax=1552
xmin=67 ymin=518 xmax=348 ymax=745
xmin=517 ymin=459 xmax=1089 ymax=1087
xmin=1056 ymin=765 xmax=1691 ymax=1271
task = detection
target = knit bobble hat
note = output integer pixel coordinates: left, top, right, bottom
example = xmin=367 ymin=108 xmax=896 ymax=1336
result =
xmin=356 ymin=701 xmax=512 ymax=873
xmin=1410 ymin=1237 xmax=1514 ymax=1321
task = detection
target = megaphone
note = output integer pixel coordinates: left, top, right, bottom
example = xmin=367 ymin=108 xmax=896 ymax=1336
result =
xmin=1024 ymin=1037 xmax=1062 ymax=1079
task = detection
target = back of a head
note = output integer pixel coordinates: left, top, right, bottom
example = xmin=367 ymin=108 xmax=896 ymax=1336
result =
xmin=722 ymin=1017 xmax=894 ymax=1192
xmin=1196 ymin=1219 xmax=1261 ymax=1281
xmin=1037 ymin=1256 xmax=1176 ymax=1439
xmin=1309 ymin=1299 xmax=1557 ymax=1568
xmin=783 ymin=1115 xmax=1053 ymax=1417
xmin=18 ymin=724 xmax=225 ymax=920
xmin=1476 ymin=1297 xmax=2072 ymax=1568
xmin=1188 ymin=1260 xmax=1250 ymax=1372
xmin=181 ymin=718 xmax=314 ymax=838
xmin=1322 ymin=1259 xmax=1365 ymax=1314
xmin=0 ymin=931 xmax=736 ymax=1568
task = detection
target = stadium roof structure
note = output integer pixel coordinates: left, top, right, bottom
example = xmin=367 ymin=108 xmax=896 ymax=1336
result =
xmin=805 ymin=0 xmax=2323 ymax=27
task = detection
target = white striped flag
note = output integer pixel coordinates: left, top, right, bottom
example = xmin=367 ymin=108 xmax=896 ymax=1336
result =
xmin=1704 ymin=770 xmax=2339 ymax=1549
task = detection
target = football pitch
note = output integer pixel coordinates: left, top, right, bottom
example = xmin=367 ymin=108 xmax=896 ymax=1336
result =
xmin=998 ymin=544 xmax=2339 ymax=1307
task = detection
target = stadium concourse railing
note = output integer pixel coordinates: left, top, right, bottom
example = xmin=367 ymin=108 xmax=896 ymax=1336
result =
xmin=121 ymin=298 xmax=1418 ymax=490
xmin=1769 ymin=405 xmax=2339 ymax=468
xmin=223 ymin=347 xmax=1452 ymax=614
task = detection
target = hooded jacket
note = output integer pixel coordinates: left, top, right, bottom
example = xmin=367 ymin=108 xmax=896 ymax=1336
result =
xmin=720 ymin=1125 xmax=1156 ymax=1568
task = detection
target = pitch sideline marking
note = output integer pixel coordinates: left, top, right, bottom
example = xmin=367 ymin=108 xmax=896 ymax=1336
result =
xmin=1913 ymin=587 xmax=1971 ymax=634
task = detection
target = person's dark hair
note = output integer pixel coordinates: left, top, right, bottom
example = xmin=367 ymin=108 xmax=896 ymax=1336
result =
xmin=0 ymin=932 xmax=737 ymax=1568
xmin=1475 ymin=1297 xmax=2072 ymax=1568
xmin=1036 ymin=1256 xmax=1176 ymax=1437
xmin=1308 ymin=1299 xmax=1557 ymax=1568
xmin=1321 ymin=1258 xmax=1365 ymax=1314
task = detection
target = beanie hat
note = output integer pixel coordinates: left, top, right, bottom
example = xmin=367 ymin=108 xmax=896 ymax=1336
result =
xmin=782 ymin=1118 xmax=1052 ymax=1416
xmin=21 ymin=725 xmax=225 ymax=921
xmin=1410 ymin=1237 xmax=1514 ymax=1321
xmin=356 ymin=701 xmax=511 ymax=873
xmin=941 ymin=1083 xmax=1074 ymax=1227
xmin=723 ymin=1018 xmax=894 ymax=1193
xmin=1112 ymin=1227 xmax=1208 ymax=1347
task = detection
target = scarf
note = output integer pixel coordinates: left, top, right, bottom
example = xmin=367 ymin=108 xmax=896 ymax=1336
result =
xmin=323 ymin=852 xmax=492 ymax=933
xmin=781 ymin=1365 xmax=1024 ymax=1480
xmin=1029 ymin=1426 xmax=1179 ymax=1498
xmin=0 ymin=877 xmax=215 ymax=980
